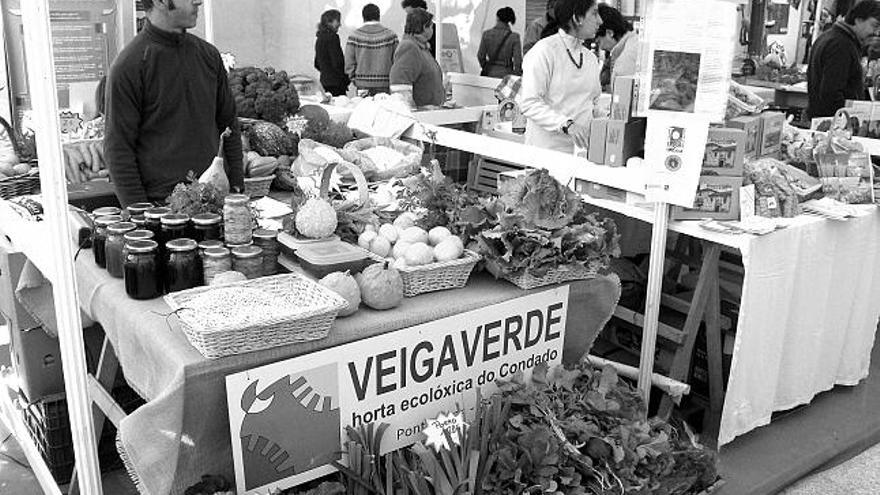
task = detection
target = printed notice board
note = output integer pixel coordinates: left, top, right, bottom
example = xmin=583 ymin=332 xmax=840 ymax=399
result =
xmin=226 ymin=286 xmax=569 ymax=494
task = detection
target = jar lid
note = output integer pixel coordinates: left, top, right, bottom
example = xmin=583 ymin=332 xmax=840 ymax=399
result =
xmin=203 ymin=247 xmax=231 ymax=258
xmin=198 ymin=240 xmax=225 ymax=251
xmin=130 ymin=214 xmax=147 ymax=225
xmin=93 ymin=206 xmax=122 ymax=217
xmin=253 ymin=228 xmax=279 ymax=240
xmin=224 ymin=194 xmax=250 ymax=206
xmin=166 ymin=238 xmax=198 ymax=252
xmin=125 ymin=229 xmax=154 ymax=241
xmin=225 ymin=241 xmax=253 ymax=249
xmin=126 ymin=202 xmax=154 ymax=215
xmin=144 ymin=207 xmax=171 ymax=219
xmin=125 ymin=239 xmax=158 ymax=253
xmin=161 ymin=213 xmax=191 ymax=225
xmin=94 ymin=214 xmax=124 ymax=227
xmin=107 ymin=221 xmax=137 ymax=234
xmin=192 ymin=212 xmax=222 ymax=225
xmin=231 ymin=245 xmax=263 ymax=258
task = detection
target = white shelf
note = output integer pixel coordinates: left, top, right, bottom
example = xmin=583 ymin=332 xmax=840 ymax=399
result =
xmin=852 ymin=136 xmax=880 ymax=156
xmin=0 ymin=201 xmax=56 ymax=285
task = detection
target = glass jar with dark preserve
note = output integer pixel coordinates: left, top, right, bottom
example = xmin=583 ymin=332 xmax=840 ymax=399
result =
xmin=252 ymin=229 xmax=279 ymax=276
xmin=93 ymin=206 xmax=121 ymax=218
xmin=160 ymin=213 xmax=191 ymax=245
xmin=125 ymin=202 xmax=153 ymax=219
xmin=123 ymin=240 xmax=162 ymax=300
xmin=223 ymin=194 xmax=252 ymax=245
xmin=231 ymin=245 xmax=263 ymax=279
xmin=165 ymin=238 xmax=201 ymax=293
xmin=123 ymin=230 xmax=154 ymax=260
xmin=144 ymin=207 xmax=171 ymax=237
xmin=198 ymin=239 xmax=224 ymax=256
xmin=130 ymin=215 xmax=147 ymax=230
xmin=92 ymin=215 xmax=123 ymax=268
xmin=105 ymin=222 xmax=136 ymax=278
xmin=191 ymin=212 xmax=222 ymax=242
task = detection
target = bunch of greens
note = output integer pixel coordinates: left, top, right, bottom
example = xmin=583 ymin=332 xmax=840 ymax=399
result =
xmin=480 ymin=362 xmax=718 ymax=495
xmin=398 ymin=160 xmax=492 ymax=243
xmin=475 ymin=169 xmax=620 ymax=279
xmin=166 ymin=172 xmax=226 ymax=216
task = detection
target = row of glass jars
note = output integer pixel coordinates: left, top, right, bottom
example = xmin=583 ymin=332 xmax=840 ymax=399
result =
xmin=90 ymin=201 xmax=280 ymax=300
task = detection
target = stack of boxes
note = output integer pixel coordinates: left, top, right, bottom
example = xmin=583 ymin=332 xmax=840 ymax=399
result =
xmin=576 ymin=76 xmax=647 ymax=201
xmin=673 ymin=111 xmax=785 ymax=220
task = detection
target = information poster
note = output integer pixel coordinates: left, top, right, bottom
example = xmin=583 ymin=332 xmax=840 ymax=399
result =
xmin=226 ymin=287 xmax=569 ymax=495
xmin=50 ymin=9 xmax=108 ymax=83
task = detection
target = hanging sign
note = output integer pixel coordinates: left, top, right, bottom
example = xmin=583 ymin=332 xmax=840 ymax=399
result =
xmin=643 ymin=112 xmax=711 ymax=207
xmin=225 ymin=286 xmax=569 ymax=494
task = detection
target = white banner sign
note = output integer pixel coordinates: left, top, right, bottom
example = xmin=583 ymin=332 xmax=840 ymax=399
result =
xmin=226 ymin=286 xmax=570 ymax=494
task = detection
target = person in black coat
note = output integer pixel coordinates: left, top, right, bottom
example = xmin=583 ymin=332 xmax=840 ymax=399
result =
xmin=315 ymin=9 xmax=350 ymax=96
xmin=807 ymin=1 xmax=880 ymax=118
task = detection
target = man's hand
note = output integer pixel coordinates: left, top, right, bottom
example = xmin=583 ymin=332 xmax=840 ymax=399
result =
xmin=63 ymin=140 xmax=108 ymax=184
xmin=566 ymin=122 xmax=591 ymax=149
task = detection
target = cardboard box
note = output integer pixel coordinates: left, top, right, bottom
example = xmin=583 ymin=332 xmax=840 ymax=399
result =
xmin=758 ymin=112 xmax=785 ymax=157
xmin=588 ymin=118 xmax=608 ymax=164
xmin=672 ymin=175 xmax=743 ymax=220
xmin=574 ymin=178 xmax=627 ymax=202
xmin=702 ymin=128 xmax=745 ymax=176
xmin=845 ymin=100 xmax=872 ymax=137
xmin=604 ymin=117 xmax=646 ymax=167
xmin=611 ymin=76 xmax=637 ymax=121
xmin=726 ymin=115 xmax=761 ymax=159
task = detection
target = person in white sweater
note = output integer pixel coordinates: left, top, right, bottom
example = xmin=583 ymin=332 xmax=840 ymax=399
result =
xmin=517 ymin=0 xmax=602 ymax=153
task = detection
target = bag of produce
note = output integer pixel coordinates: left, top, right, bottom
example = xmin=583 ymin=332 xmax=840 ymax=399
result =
xmin=293 ymin=138 xmax=370 ymax=177
xmin=199 ymin=128 xmax=231 ymax=195
xmin=343 ymin=137 xmax=422 ymax=180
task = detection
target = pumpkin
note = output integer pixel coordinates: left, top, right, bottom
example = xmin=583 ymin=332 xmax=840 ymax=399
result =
xmin=358 ymin=262 xmax=404 ymax=310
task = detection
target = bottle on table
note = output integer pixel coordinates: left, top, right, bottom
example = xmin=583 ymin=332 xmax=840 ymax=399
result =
xmin=144 ymin=207 xmax=171 ymax=239
xmin=165 ymin=238 xmax=201 ymax=293
xmin=123 ymin=239 xmax=163 ymax=300
xmin=92 ymin=214 xmax=123 ymax=268
xmin=125 ymin=202 xmax=153 ymax=219
xmin=191 ymin=212 xmax=223 ymax=243
xmin=105 ymin=222 xmax=136 ymax=278
xmin=231 ymin=245 xmax=263 ymax=279
xmin=202 ymin=247 xmax=232 ymax=285
xmin=223 ymin=194 xmax=252 ymax=245
xmin=252 ymin=229 xmax=279 ymax=276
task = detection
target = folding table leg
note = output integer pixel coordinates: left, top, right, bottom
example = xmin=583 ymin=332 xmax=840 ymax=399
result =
xmin=702 ymin=280 xmax=725 ymax=444
xmin=657 ymin=243 xmax=721 ymax=420
xmin=68 ymin=336 xmax=119 ymax=495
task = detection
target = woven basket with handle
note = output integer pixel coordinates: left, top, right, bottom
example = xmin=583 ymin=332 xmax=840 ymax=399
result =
xmin=164 ymin=273 xmax=347 ymax=358
xmin=499 ymin=260 xmax=602 ymax=291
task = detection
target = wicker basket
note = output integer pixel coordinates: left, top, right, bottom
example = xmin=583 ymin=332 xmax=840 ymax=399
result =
xmin=501 ymin=260 xmax=602 ymax=290
xmin=164 ymin=273 xmax=347 ymax=358
xmin=0 ymin=169 xmax=39 ymax=200
xmin=369 ymin=249 xmax=481 ymax=297
xmin=243 ymin=175 xmax=274 ymax=198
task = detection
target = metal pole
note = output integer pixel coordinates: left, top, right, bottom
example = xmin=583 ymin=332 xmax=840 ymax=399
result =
xmin=21 ymin=1 xmax=104 ymax=493
xmin=636 ymin=202 xmax=670 ymax=407
xmin=204 ymin=0 xmax=214 ymax=44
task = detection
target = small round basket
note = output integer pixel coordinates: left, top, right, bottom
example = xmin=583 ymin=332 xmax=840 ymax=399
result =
xmin=243 ymin=175 xmax=274 ymax=198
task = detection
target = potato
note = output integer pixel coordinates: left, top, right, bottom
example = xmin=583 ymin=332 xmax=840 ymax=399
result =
xmin=0 ymin=162 xmax=13 ymax=176
xmin=12 ymin=163 xmax=31 ymax=175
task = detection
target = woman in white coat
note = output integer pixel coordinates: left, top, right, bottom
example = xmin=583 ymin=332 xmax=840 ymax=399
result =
xmin=517 ymin=0 xmax=602 ymax=153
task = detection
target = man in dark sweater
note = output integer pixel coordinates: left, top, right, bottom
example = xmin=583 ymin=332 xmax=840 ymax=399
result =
xmin=104 ymin=0 xmax=243 ymax=207
xmin=807 ymin=1 xmax=880 ymax=118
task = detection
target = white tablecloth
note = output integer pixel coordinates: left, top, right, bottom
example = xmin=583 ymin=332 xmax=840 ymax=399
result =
xmin=720 ymin=206 xmax=880 ymax=445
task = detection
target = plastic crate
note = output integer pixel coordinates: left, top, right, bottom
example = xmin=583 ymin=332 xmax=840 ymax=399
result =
xmin=19 ymin=385 xmax=145 ymax=484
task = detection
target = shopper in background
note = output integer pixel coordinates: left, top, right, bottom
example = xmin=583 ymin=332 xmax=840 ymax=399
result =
xmin=597 ymin=4 xmax=637 ymax=89
xmin=390 ymin=8 xmax=445 ymax=107
xmin=807 ymin=0 xmax=880 ymax=118
xmin=105 ymin=0 xmax=243 ymax=207
xmin=345 ymin=4 xmax=399 ymax=95
xmin=477 ymin=7 xmax=523 ymax=77
xmin=518 ymin=0 xmax=602 ymax=152
xmin=524 ymin=0 xmax=557 ymax=54
xmin=315 ymin=9 xmax=350 ymax=97
xmin=401 ymin=0 xmax=436 ymax=57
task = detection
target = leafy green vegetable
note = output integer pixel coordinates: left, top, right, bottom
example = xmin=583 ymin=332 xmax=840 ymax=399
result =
xmin=166 ymin=171 xmax=226 ymax=216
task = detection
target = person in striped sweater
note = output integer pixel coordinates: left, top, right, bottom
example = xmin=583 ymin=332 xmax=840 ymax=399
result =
xmin=345 ymin=4 xmax=399 ymax=95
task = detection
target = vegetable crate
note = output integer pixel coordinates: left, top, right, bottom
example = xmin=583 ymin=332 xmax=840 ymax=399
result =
xmin=19 ymin=386 xmax=145 ymax=484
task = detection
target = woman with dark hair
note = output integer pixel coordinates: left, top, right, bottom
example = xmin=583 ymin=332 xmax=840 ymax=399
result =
xmin=314 ymin=9 xmax=350 ymax=96
xmin=477 ymin=7 xmax=523 ymax=77
xmin=517 ymin=0 xmax=602 ymax=152
xmin=390 ymin=8 xmax=445 ymax=107
xmin=597 ymin=4 xmax=637 ymax=88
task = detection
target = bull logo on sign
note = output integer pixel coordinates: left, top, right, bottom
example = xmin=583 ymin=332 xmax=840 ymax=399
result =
xmin=238 ymin=364 xmax=341 ymax=490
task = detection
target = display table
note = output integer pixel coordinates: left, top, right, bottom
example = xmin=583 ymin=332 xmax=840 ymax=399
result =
xmin=70 ymin=251 xmax=621 ymax=494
